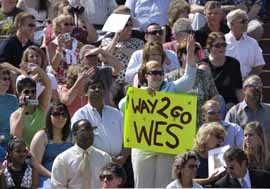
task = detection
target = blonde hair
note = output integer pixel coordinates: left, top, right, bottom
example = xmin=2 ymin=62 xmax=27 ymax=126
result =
xmin=226 ymin=9 xmax=248 ymax=28
xmin=193 ymin=122 xmax=226 ymax=154
xmin=66 ymin=64 xmax=88 ymax=89
xmin=52 ymin=14 xmax=74 ymax=36
xmin=21 ymin=46 xmax=47 ymax=70
xmin=168 ymin=0 xmax=190 ymax=28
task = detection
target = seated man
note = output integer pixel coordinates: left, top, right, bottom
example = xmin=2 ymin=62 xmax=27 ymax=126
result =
xmin=225 ymin=9 xmax=265 ymax=80
xmin=0 ymin=0 xmax=23 ymax=35
xmin=51 ymin=119 xmax=112 ymax=188
xmin=214 ymin=147 xmax=270 ymax=188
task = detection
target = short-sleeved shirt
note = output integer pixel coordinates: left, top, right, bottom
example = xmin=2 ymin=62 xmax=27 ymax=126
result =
xmin=201 ymin=56 xmax=242 ymax=104
xmin=0 ymin=35 xmax=34 ymax=67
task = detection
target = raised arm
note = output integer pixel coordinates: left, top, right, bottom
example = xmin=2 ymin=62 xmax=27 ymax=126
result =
xmin=174 ymin=35 xmax=196 ymax=93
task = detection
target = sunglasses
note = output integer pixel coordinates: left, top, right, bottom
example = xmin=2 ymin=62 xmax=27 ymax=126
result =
xmin=212 ymin=42 xmax=227 ymax=48
xmin=147 ymin=30 xmax=163 ymax=36
xmin=51 ymin=111 xmax=68 ymax=118
xmin=147 ymin=70 xmax=164 ymax=76
xmin=99 ymin=174 xmax=114 ymax=181
xmin=23 ymin=89 xmax=36 ymax=95
xmin=224 ymin=166 xmax=234 ymax=170
xmin=63 ymin=22 xmax=74 ymax=26
xmin=28 ymin=23 xmax=36 ymax=28
xmin=207 ymin=110 xmax=221 ymax=116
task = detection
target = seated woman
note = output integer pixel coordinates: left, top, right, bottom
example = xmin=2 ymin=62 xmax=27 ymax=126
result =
xmin=0 ymin=137 xmax=38 ymax=188
xmin=18 ymin=46 xmax=59 ymax=101
xmin=0 ymin=64 xmax=19 ymax=155
xmin=10 ymin=65 xmax=51 ymax=147
xmin=243 ymin=121 xmax=270 ymax=170
xmin=193 ymin=122 xmax=226 ymax=187
xmin=99 ymin=162 xmax=127 ymax=188
xmin=166 ymin=151 xmax=203 ymax=188
xmin=118 ymin=35 xmax=196 ymax=188
xmin=200 ymin=32 xmax=243 ymax=110
xmin=47 ymin=14 xmax=83 ymax=84
xmin=30 ymin=102 xmax=73 ymax=188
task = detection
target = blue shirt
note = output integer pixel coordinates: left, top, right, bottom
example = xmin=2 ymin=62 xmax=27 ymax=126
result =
xmin=0 ymin=93 xmax=18 ymax=150
xmin=125 ymin=0 xmax=171 ymax=31
xmin=221 ymin=120 xmax=244 ymax=148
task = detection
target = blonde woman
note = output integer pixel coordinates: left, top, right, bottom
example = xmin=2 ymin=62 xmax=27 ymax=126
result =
xmin=47 ymin=14 xmax=83 ymax=84
xmin=243 ymin=121 xmax=270 ymax=170
xmin=193 ymin=122 xmax=226 ymax=186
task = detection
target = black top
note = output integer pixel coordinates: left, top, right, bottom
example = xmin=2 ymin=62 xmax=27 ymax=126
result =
xmin=8 ymin=163 xmax=30 ymax=189
xmin=0 ymin=35 xmax=34 ymax=67
xmin=196 ymin=22 xmax=230 ymax=48
xmin=201 ymin=56 xmax=242 ymax=104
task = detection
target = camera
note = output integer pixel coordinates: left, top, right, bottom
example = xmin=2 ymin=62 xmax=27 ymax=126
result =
xmin=63 ymin=33 xmax=71 ymax=41
xmin=25 ymin=96 xmax=39 ymax=106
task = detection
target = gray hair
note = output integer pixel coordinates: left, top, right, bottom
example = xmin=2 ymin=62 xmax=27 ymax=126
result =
xmin=172 ymin=18 xmax=192 ymax=36
xmin=226 ymin=9 xmax=248 ymax=28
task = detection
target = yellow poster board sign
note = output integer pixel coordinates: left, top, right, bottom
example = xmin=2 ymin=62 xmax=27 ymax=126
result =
xmin=124 ymin=87 xmax=197 ymax=155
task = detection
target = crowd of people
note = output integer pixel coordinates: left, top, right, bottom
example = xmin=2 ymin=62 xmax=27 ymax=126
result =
xmin=0 ymin=0 xmax=269 ymax=188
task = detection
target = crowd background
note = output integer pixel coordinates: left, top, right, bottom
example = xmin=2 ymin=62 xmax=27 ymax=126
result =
xmin=0 ymin=0 xmax=270 ymax=188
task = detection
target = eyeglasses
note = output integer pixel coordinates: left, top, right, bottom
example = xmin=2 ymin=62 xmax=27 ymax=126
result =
xmin=206 ymin=110 xmax=221 ymax=116
xmin=99 ymin=174 xmax=114 ymax=182
xmin=147 ymin=30 xmax=163 ymax=36
xmin=147 ymin=70 xmax=164 ymax=76
xmin=63 ymin=22 xmax=74 ymax=27
xmin=212 ymin=42 xmax=227 ymax=48
xmin=51 ymin=111 xmax=68 ymax=118
xmin=28 ymin=23 xmax=36 ymax=28
xmin=22 ymin=89 xmax=36 ymax=95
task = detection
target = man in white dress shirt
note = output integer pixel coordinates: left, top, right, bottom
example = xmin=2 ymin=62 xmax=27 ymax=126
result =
xmin=51 ymin=119 xmax=112 ymax=188
xmin=225 ymin=9 xmax=265 ymax=80
xmin=71 ymin=78 xmax=128 ymax=164
xmin=125 ymin=23 xmax=180 ymax=85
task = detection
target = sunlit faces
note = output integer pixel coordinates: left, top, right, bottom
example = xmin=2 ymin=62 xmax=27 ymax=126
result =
xmin=145 ymin=64 xmax=164 ymax=90
xmin=27 ymin=50 xmax=42 ymax=66
xmin=0 ymin=69 xmax=11 ymax=93
xmin=224 ymin=160 xmax=247 ymax=178
xmin=244 ymin=129 xmax=263 ymax=149
xmin=50 ymin=109 xmax=68 ymax=129
xmin=21 ymin=18 xmax=36 ymax=37
xmin=231 ymin=16 xmax=248 ymax=35
xmin=206 ymin=134 xmax=224 ymax=150
xmin=243 ymin=79 xmax=263 ymax=104
xmin=9 ymin=142 xmax=28 ymax=165
xmin=204 ymin=103 xmax=222 ymax=123
xmin=75 ymin=121 xmax=95 ymax=149
xmin=209 ymin=38 xmax=226 ymax=59
xmin=100 ymin=170 xmax=122 ymax=188
xmin=60 ymin=19 xmax=74 ymax=34
xmin=145 ymin=25 xmax=163 ymax=42
xmin=205 ymin=8 xmax=223 ymax=27
xmin=87 ymin=81 xmax=105 ymax=99
xmin=180 ymin=159 xmax=199 ymax=179
xmin=148 ymin=49 xmax=163 ymax=64
xmin=21 ymin=87 xmax=37 ymax=100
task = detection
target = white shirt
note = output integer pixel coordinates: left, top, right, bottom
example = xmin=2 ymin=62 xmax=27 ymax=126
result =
xmin=80 ymin=0 xmax=117 ymax=25
xmin=125 ymin=49 xmax=180 ymax=85
xmin=51 ymin=145 xmax=112 ymax=189
xmin=225 ymin=31 xmax=265 ymax=79
xmin=166 ymin=179 xmax=203 ymax=188
xmin=238 ymin=169 xmax=251 ymax=188
xmin=125 ymin=0 xmax=171 ymax=31
xmin=71 ymin=104 xmax=124 ymax=156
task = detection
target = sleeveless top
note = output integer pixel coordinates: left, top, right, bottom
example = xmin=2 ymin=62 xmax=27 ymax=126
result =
xmin=38 ymin=132 xmax=73 ymax=187
xmin=22 ymin=106 xmax=45 ymax=147
xmin=3 ymin=163 xmax=32 ymax=189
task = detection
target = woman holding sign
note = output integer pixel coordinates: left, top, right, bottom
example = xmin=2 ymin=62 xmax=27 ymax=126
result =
xmin=119 ymin=35 xmax=196 ymax=188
